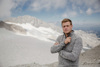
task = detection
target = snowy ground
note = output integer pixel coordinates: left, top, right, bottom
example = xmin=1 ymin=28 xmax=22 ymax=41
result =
xmin=0 ymin=28 xmax=58 ymax=67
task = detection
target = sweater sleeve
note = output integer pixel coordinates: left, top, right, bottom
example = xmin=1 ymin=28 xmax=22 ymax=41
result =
xmin=51 ymin=35 xmax=65 ymax=53
xmin=59 ymin=37 xmax=83 ymax=61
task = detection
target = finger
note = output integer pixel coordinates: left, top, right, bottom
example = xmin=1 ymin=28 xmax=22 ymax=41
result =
xmin=69 ymin=37 xmax=71 ymax=39
xmin=54 ymin=43 xmax=58 ymax=45
xmin=54 ymin=42 xmax=59 ymax=45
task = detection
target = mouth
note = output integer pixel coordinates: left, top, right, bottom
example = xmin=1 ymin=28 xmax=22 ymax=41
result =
xmin=65 ymin=30 xmax=68 ymax=31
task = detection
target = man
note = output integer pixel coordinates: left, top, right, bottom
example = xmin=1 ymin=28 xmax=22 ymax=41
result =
xmin=51 ymin=18 xmax=83 ymax=67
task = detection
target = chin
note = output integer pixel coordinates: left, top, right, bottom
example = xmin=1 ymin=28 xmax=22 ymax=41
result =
xmin=64 ymin=32 xmax=69 ymax=34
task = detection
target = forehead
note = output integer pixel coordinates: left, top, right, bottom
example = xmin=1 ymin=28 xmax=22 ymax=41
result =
xmin=62 ymin=22 xmax=71 ymax=26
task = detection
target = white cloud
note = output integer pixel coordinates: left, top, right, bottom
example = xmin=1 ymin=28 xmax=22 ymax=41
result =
xmin=62 ymin=11 xmax=77 ymax=18
xmin=80 ymin=9 xmax=83 ymax=14
xmin=30 ymin=0 xmax=100 ymax=15
xmin=13 ymin=0 xmax=28 ymax=8
xmin=71 ymin=11 xmax=77 ymax=16
xmin=0 ymin=0 xmax=28 ymax=19
xmin=86 ymin=8 xmax=93 ymax=15
xmin=29 ymin=0 xmax=67 ymax=11
xmin=62 ymin=13 xmax=68 ymax=18
xmin=0 ymin=0 xmax=99 ymax=19
xmin=70 ymin=0 xmax=100 ymax=15
xmin=0 ymin=0 xmax=15 ymax=18
xmin=86 ymin=8 xmax=100 ymax=15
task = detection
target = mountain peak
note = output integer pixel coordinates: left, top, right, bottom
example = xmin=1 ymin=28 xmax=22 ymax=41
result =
xmin=4 ymin=15 xmax=62 ymax=33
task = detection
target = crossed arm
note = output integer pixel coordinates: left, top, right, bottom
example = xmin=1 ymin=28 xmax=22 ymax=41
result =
xmin=51 ymin=36 xmax=71 ymax=53
xmin=51 ymin=36 xmax=82 ymax=61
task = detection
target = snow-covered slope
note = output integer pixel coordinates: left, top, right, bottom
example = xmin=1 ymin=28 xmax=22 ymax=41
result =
xmin=4 ymin=21 xmax=60 ymax=42
xmin=0 ymin=28 xmax=58 ymax=67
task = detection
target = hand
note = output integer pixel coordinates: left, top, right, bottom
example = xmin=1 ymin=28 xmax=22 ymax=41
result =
xmin=54 ymin=42 xmax=59 ymax=45
xmin=64 ymin=37 xmax=71 ymax=44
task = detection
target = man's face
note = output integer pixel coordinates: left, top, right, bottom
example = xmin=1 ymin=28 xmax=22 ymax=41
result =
xmin=62 ymin=22 xmax=73 ymax=34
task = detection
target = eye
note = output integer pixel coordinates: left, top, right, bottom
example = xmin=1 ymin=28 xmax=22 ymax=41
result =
xmin=67 ymin=25 xmax=69 ymax=27
xmin=63 ymin=26 xmax=65 ymax=28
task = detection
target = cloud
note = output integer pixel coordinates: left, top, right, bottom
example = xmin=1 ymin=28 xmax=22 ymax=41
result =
xmin=0 ymin=0 xmax=100 ymax=19
xmin=86 ymin=8 xmax=100 ymax=15
xmin=70 ymin=0 xmax=100 ymax=15
xmin=29 ymin=0 xmax=100 ymax=14
xmin=62 ymin=11 xmax=77 ymax=18
xmin=86 ymin=8 xmax=93 ymax=15
xmin=0 ymin=0 xmax=28 ymax=19
xmin=83 ymin=0 xmax=100 ymax=15
xmin=13 ymin=0 xmax=28 ymax=8
xmin=79 ymin=9 xmax=83 ymax=14
xmin=61 ymin=0 xmax=100 ymax=18
xmin=62 ymin=13 xmax=68 ymax=18
xmin=29 ymin=0 xmax=67 ymax=11
xmin=0 ymin=0 xmax=15 ymax=18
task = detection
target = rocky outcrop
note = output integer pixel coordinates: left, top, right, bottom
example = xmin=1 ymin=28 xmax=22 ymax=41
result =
xmin=79 ymin=44 xmax=100 ymax=67
xmin=0 ymin=21 xmax=5 ymax=28
xmin=0 ymin=21 xmax=26 ymax=34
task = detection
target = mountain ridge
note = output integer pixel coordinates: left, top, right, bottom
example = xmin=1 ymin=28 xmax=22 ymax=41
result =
xmin=4 ymin=15 xmax=62 ymax=33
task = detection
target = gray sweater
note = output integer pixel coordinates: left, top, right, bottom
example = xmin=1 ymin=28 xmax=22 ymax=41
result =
xmin=51 ymin=31 xmax=83 ymax=67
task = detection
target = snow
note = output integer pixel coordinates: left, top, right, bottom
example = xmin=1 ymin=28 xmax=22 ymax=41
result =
xmin=5 ymin=22 xmax=60 ymax=42
xmin=75 ymin=30 xmax=100 ymax=47
xmin=0 ymin=28 xmax=58 ymax=67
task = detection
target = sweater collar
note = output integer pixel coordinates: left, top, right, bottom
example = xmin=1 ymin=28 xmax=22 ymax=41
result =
xmin=64 ymin=30 xmax=74 ymax=38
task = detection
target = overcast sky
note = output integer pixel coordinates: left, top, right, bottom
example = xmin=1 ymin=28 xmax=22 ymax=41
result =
xmin=0 ymin=0 xmax=100 ymax=28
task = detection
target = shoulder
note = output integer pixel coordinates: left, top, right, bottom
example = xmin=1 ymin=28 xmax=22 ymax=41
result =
xmin=72 ymin=33 xmax=83 ymax=46
xmin=58 ymin=34 xmax=63 ymax=38
xmin=56 ymin=34 xmax=64 ymax=42
xmin=57 ymin=34 xmax=64 ymax=40
xmin=73 ymin=33 xmax=82 ymax=40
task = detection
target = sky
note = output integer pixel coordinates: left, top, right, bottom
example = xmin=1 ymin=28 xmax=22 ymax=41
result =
xmin=0 ymin=0 xmax=100 ymax=30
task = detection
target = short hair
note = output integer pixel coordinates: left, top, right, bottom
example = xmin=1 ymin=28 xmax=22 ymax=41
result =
xmin=61 ymin=18 xmax=72 ymax=25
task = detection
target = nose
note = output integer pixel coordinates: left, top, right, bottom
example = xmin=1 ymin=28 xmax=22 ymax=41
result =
xmin=65 ymin=27 xmax=68 ymax=30
xmin=65 ymin=26 xmax=67 ymax=28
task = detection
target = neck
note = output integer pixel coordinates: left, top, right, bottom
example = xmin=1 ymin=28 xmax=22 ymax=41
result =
xmin=65 ymin=30 xmax=72 ymax=37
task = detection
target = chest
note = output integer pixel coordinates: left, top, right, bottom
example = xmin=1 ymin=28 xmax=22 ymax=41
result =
xmin=60 ymin=36 xmax=76 ymax=52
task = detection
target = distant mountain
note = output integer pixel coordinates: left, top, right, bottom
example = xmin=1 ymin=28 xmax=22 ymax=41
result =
xmin=4 ymin=15 xmax=62 ymax=33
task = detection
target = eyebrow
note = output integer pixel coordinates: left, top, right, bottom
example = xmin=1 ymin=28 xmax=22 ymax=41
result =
xmin=63 ymin=25 xmax=70 ymax=26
